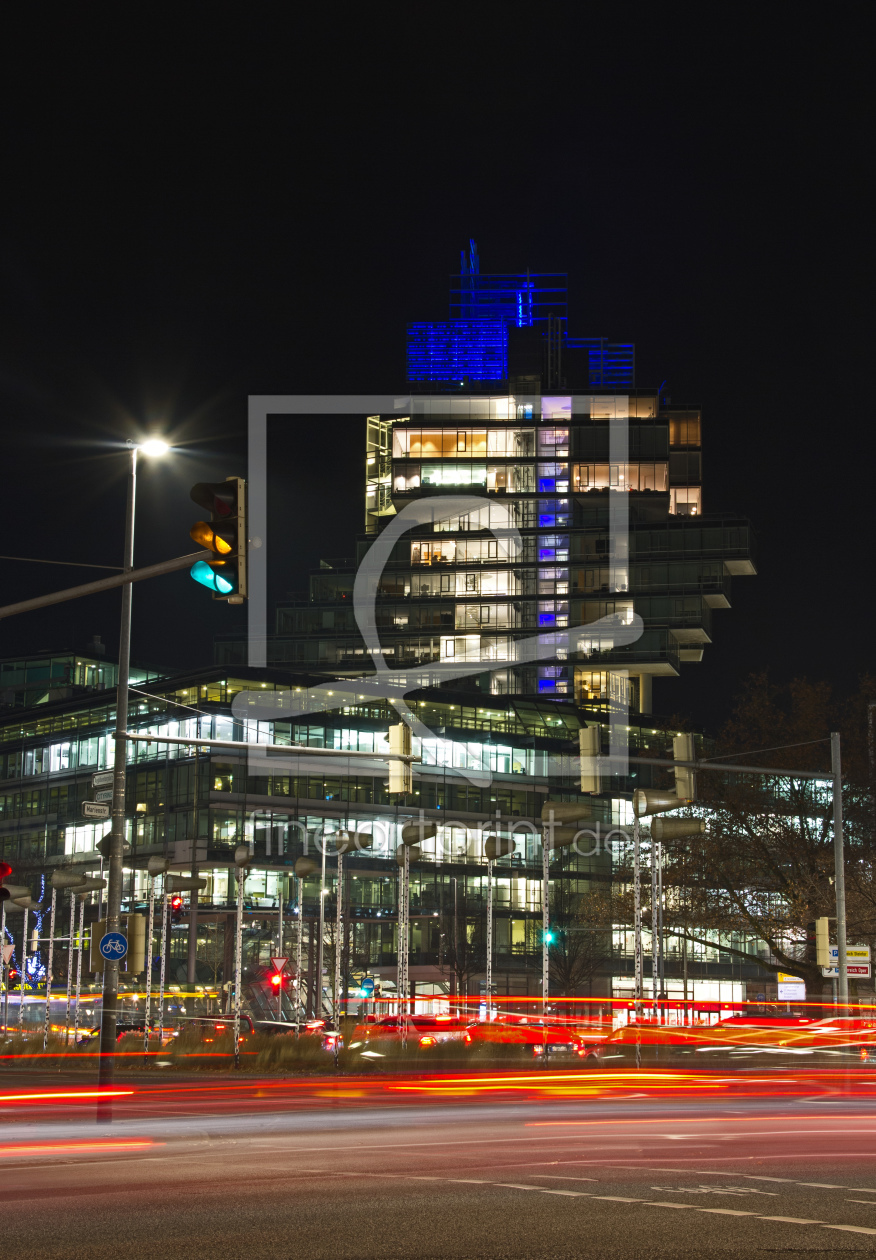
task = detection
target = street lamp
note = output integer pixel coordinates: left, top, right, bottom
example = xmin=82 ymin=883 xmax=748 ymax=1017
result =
xmin=97 ymin=436 xmax=171 ymax=1117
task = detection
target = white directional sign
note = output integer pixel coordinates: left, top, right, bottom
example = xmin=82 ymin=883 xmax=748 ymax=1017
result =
xmin=82 ymin=801 xmax=110 ymax=819
xmin=92 ymin=771 xmax=114 ymax=788
xmin=93 ymin=789 xmax=114 ymax=803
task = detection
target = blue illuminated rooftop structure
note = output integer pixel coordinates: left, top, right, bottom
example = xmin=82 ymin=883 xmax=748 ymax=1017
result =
xmin=406 ymin=240 xmax=634 ymax=388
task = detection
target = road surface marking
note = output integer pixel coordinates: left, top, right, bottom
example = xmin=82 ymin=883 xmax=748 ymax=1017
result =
xmin=644 ymin=1202 xmax=696 ymax=1210
xmin=697 ymin=1208 xmax=757 ymax=1216
xmin=531 ymin=1175 xmax=600 ymax=1183
xmin=265 ymin=1170 xmax=876 ymax=1238
xmin=758 ymin=1217 xmax=821 ymax=1225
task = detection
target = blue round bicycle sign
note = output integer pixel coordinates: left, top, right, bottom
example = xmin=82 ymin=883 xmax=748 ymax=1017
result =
xmin=99 ymin=931 xmax=128 ymax=961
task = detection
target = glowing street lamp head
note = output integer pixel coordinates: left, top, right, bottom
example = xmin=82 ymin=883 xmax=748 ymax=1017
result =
xmin=138 ymin=438 xmax=170 ymax=457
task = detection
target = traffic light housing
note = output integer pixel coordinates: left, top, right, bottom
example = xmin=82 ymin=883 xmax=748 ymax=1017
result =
xmin=579 ymin=724 xmax=601 ymax=793
xmin=189 ymin=477 xmax=247 ymax=603
xmin=171 ymin=895 xmax=183 ymax=924
xmin=388 ymin=722 xmax=413 ymax=794
xmin=815 ymin=916 xmax=831 ymax=967
xmin=672 ymin=734 xmax=696 ymax=802
xmin=651 ymin=817 xmax=706 ymax=842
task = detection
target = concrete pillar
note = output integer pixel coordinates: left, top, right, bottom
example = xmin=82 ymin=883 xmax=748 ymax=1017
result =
xmin=638 ymin=674 xmax=653 ymax=714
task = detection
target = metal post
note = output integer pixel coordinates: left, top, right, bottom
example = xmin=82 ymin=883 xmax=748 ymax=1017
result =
xmin=63 ymin=891 xmax=75 ymax=1046
xmin=334 ymin=850 xmax=343 ymax=1030
xmin=633 ymin=817 xmax=643 ymax=1005
xmin=651 ymin=836 xmax=658 ymax=1020
xmin=187 ymin=742 xmax=200 ymax=987
xmin=657 ymin=840 xmax=665 ymax=1010
xmin=317 ymin=841 xmax=326 ymax=1020
xmin=485 ymin=857 xmax=493 ymax=1021
xmin=0 ymin=901 xmax=7 ymax=1034
xmin=97 ymin=443 xmax=136 ymax=1117
xmin=157 ymin=883 xmax=168 ymax=1048
xmin=542 ymin=834 xmax=550 ymax=1020
xmin=295 ymin=876 xmax=304 ymax=1023
xmin=832 ymin=731 xmax=848 ymax=1010
xmin=398 ymin=844 xmax=410 ymax=1042
xmin=18 ymin=906 xmax=28 ymax=1036
xmin=43 ymin=887 xmax=57 ymax=1050
xmin=277 ymin=872 xmax=284 ymax=1021
xmin=143 ymin=876 xmax=156 ymax=1060
xmin=233 ymin=868 xmax=245 ymax=1068
xmin=72 ymin=898 xmax=85 ymax=1044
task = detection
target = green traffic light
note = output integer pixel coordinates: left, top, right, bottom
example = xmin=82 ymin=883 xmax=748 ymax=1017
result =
xmin=190 ymin=560 xmax=234 ymax=595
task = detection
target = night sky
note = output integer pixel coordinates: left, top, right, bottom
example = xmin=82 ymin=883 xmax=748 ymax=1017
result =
xmin=1 ymin=11 xmax=870 ymax=731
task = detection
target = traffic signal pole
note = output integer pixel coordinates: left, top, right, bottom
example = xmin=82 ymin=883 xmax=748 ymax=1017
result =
xmin=96 ymin=442 xmax=137 ymax=1121
xmin=831 ymin=732 xmax=849 ymax=1009
xmin=0 ymin=551 xmax=213 ymax=621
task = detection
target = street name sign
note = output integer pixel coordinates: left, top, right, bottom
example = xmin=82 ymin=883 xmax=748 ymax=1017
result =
xmin=82 ymin=801 xmax=110 ymax=819
xmin=93 ymin=789 xmax=114 ymax=803
xmin=92 ymin=771 xmax=114 ymax=788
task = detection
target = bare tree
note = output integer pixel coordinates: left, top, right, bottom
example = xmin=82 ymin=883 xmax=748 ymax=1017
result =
xmin=547 ymin=883 xmax=614 ymax=996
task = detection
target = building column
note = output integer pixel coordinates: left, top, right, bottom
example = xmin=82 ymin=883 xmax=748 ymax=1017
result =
xmin=638 ymin=674 xmax=653 ymax=714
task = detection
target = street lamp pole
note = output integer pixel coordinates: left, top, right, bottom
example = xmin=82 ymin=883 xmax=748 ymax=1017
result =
xmin=97 ymin=438 xmax=168 ymax=1120
xmin=96 ymin=442 xmax=137 ymax=1115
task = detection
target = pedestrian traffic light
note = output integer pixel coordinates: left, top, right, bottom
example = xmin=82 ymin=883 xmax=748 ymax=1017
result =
xmin=270 ymin=971 xmax=288 ymax=989
xmin=388 ymin=722 xmax=413 ymax=794
xmin=171 ymin=895 xmax=183 ymax=924
xmin=189 ymin=477 xmax=247 ymax=604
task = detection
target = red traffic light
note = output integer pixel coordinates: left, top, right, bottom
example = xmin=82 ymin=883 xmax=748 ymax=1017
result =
xmin=270 ymin=973 xmax=282 ymax=987
xmin=0 ymin=861 xmax=12 ymax=881
xmin=171 ymin=896 xmax=183 ymax=908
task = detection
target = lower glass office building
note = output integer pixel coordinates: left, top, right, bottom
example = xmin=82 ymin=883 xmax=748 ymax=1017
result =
xmin=1 ymin=657 xmax=768 ymax=1019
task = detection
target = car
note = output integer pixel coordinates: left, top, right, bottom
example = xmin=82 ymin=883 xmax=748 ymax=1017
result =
xmin=253 ymin=1017 xmax=344 ymax=1053
xmin=589 ymin=1012 xmax=876 ymax=1068
xmin=465 ymin=1014 xmax=591 ymax=1062
xmin=76 ymin=1021 xmax=172 ymax=1047
xmin=347 ymin=1014 xmax=469 ymax=1062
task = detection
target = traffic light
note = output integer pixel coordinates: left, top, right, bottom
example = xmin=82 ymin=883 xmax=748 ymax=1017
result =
xmin=170 ymin=895 xmax=183 ymax=924
xmin=189 ymin=477 xmax=247 ymax=603
xmin=388 ymin=722 xmax=413 ymax=794
xmin=270 ymin=971 xmax=288 ymax=989
xmin=651 ymin=817 xmax=706 ymax=842
xmin=815 ymin=916 xmax=831 ymax=967
xmin=0 ymin=861 xmax=12 ymax=881
xmin=672 ymin=734 xmax=696 ymax=802
xmin=633 ymin=737 xmax=698 ymax=817
xmin=579 ymin=724 xmax=601 ymax=793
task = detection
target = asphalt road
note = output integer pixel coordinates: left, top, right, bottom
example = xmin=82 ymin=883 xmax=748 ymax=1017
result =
xmin=4 ymin=1084 xmax=876 ymax=1258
